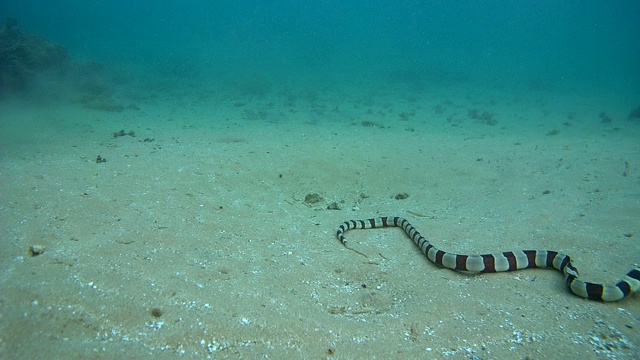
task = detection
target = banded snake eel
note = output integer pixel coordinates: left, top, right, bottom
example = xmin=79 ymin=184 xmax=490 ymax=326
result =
xmin=336 ymin=216 xmax=640 ymax=301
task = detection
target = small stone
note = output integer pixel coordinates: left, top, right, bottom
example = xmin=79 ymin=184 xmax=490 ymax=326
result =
xmin=326 ymin=202 xmax=341 ymax=210
xmin=304 ymin=193 xmax=323 ymax=204
xmin=29 ymin=244 xmax=46 ymax=256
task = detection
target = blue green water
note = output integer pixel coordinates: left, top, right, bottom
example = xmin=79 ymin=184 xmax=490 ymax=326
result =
xmin=2 ymin=0 xmax=639 ymax=94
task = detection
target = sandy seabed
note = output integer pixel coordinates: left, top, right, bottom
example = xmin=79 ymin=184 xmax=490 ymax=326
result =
xmin=1 ymin=80 xmax=639 ymax=359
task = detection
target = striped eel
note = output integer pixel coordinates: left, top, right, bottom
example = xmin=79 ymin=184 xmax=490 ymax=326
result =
xmin=336 ymin=216 xmax=640 ymax=302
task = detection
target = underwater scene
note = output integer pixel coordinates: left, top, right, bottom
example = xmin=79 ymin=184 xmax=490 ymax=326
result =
xmin=1 ymin=1 xmax=639 ymax=358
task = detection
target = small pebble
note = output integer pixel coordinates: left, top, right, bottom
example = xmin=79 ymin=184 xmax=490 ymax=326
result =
xmin=29 ymin=244 xmax=46 ymax=256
